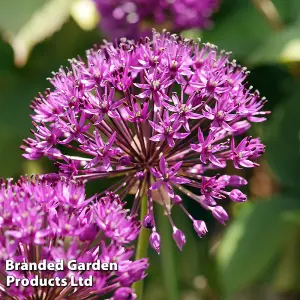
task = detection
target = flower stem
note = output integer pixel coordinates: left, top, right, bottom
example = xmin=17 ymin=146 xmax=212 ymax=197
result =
xmin=133 ymin=195 xmax=149 ymax=300
xmin=159 ymin=208 xmax=180 ymax=300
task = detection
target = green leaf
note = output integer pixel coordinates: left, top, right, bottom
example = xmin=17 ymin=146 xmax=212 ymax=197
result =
xmin=0 ymin=0 xmax=47 ymax=34
xmin=283 ymin=210 xmax=300 ymax=225
xmin=202 ymin=0 xmax=300 ymax=64
xmin=217 ymin=196 xmax=300 ymax=297
xmin=202 ymin=1 xmax=272 ymax=59
xmin=247 ymin=20 xmax=300 ymax=65
xmin=273 ymin=228 xmax=300 ymax=292
xmin=0 ymin=0 xmax=73 ymax=66
xmin=263 ymin=88 xmax=300 ymax=188
xmin=0 ymin=20 xmax=99 ymax=177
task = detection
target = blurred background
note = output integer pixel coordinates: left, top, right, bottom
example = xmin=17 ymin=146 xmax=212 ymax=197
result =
xmin=0 ymin=0 xmax=299 ymax=299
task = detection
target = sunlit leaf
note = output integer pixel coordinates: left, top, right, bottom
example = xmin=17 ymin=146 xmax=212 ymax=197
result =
xmin=0 ymin=0 xmax=73 ymax=67
xmin=0 ymin=20 xmax=99 ymax=177
xmin=71 ymin=0 xmax=99 ymax=31
xmin=0 ymin=0 xmax=47 ymax=33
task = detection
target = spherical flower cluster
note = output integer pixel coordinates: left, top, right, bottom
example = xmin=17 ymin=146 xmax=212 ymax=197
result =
xmin=94 ymin=0 xmax=220 ymax=40
xmin=22 ymin=31 xmax=269 ymax=253
xmin=0 ymin=175 xmax=148 ymax=299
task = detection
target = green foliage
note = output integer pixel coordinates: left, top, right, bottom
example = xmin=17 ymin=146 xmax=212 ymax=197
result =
xmin=202 ymin=1 xmax=272 ymax=59
xmin=0 ymin=0 xmax=48 ymax=34
xmin=217 ymin=196 xmax=300 ymax=298
xmin=0 ymin=0 xmax=73 ymax=66
xmin=0 ymin=0 xmax=300 ymax=299
xmin=0 ymin=20 xmax=100 ymax=177
xmin=263 ymin=88 xmax=300 ymax=188
xmin=203 ymin=0 xmax=300 ymax=65
xmin=247 ymin=20 xmax=300 ymax=65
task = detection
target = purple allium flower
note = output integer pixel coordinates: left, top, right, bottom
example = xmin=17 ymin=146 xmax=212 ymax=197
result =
xmin=22 ymin=31 xmax=269 ymax=252
xmin=0 ymin=176 xmax=148 ymax=299
xmin=94 ymin=0 xmax=220 ymax=40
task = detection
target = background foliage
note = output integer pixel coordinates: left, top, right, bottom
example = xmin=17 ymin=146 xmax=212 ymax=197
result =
xmin=0 ymin=0 xmax=299 ymax=299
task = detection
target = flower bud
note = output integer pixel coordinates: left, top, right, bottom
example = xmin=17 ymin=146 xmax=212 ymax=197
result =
xmin=114 ymin=287 xmax=136 ymax=300
xmin=229 ymin=175 xmax=247 ymax=187
xmin=172 ymin=227 xmax=186 ymax=251
xmin=193 ymin=220 xmax=208 ymax=237
xmin=232 ymin=120 xmax=251 ymax=136
xmin=172 ymin=195 xmax=182 ymax=205
xmin=119 ymin=155 xmax=132 ymax=166
xmin=211 ymin=206 xmax=229 ymax=224
xmin=135 ymin=171 xmax=145 ymax=180
xmin=142 ymin=214 xmax=154 ymax=229
xmin=229 ymin=189 xmax=247 ymax=202
xmin=42 ymin=173 xmax=60 ymax=183
xmin=149 ymin=231 xmax=161 ymax=254
xmin=79 ymin=223 xmax=98 ymax=242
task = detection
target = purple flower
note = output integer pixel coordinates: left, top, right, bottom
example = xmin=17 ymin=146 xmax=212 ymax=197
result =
xmin=231 ymin=136 xmax=265 ymax=169
xmin=135 ymin=70 xmax=173 ymax=107
xmin=149 ymin=111 xmax=190 ymax=147
xmin=163 ymin=92 xmax=201 ymax=131
xmin=82 ymin=131 xmax=120 ymax=170
xmin=125 ymin=100 xmax=150 ymax=122
xmin=94 ymin=0 xmax=220 ymax=40
xmin=84 ymin=86 xmax=123 ymax=124
xmin=0 ymin=176 xmax=148 ymax=299
xmin=190 ymin=128 xmax=227 ymax=168
xmin=150 ymin=155 xmax=191 ymax=198
xmin=22 ymin=31 xmax=269 ymax=252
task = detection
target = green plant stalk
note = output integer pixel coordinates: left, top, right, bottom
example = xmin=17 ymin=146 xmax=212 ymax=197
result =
xmin=133 ymin=195 xmax=149 ymax=300
xmin=159 ymin=208 xmax=180 ymax=300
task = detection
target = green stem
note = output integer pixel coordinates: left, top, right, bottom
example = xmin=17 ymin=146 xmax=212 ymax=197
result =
xmin=133 ymin=195 xmax=149 ymax=300
xmin=159 ymin=208 xmax=180 ymax=300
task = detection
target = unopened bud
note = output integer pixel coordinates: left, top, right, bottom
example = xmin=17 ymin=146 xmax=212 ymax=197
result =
xmin=172 ymin=227 xmax=186 ymax=251
xmin=229 ymin=189 xmax=247 ymax=202
xmin=193 ymin=220 xmax=208 ymax=238
xmin=142 ymin=214 xmax=154 ymax=229
xmin=114 ymin=287 xmax=136 ymax=300
xmin=172 ymin=195 xmax=182 ymax=205
xmin=211 ymin=206 xmax=229 ymax=224
xmin=149 ymin=232 xmax=161 ymax=254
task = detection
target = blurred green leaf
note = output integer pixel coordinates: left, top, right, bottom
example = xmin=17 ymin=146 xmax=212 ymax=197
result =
xmin=202 ymin=1 xmax=272 ymax=59
xmin=273 ymin=0 xmax=300 ymax=24
xmin=0 ymin=0 xmax=73 ymax=66
xmin=0 ymin=0 xmax=47 ymax=34
xmin=203 ymin=0 xmax=300 ymax=64
xmin=0 ymin=20 xmax=99 ymax=177
xmin=273 ymin=228 xmax=300 ymax=292
xmin=217 ymin=196 xmax=300 ymax=298
xmin=247 ymin=20 xmax=300 ymax=65
xmin=181 ymin=29 xmax=202 ymax=40
xmin=263 ymin=88 xmax=300 ymax=188
xmin=283 ymin=210 xmax=300 ymax=225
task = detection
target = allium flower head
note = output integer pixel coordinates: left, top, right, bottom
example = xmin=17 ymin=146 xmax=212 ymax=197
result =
xmin=94 ymin=0 xmax=220 ymax=40
xmin=23 ymin=31 xmax=269 ymax=253
xmin=0 ymin=175 xmax=148 ymax=299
